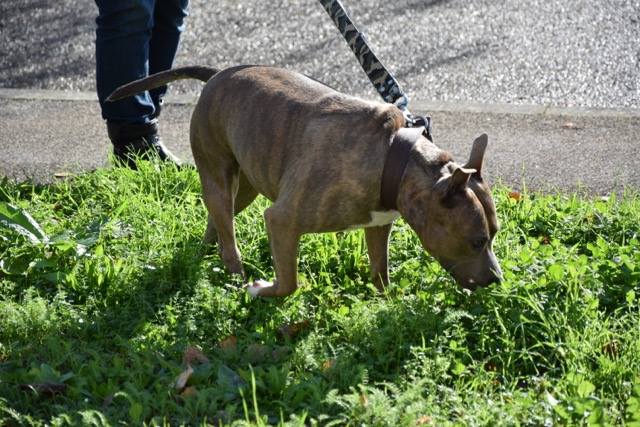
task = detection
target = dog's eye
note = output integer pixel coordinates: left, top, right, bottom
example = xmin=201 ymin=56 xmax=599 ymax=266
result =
xmin=471 ymin=237 xmax=488 ymax=251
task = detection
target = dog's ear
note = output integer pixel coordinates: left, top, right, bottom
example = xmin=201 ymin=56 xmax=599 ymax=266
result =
xmin=464 ymin=133 xmax=488 ymax=177
xmin=449 ymin=166 xmax=476 ymax=192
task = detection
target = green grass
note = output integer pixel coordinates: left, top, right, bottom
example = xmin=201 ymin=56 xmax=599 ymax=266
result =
xmin=0 ymin=162 xmax=639 ymax=426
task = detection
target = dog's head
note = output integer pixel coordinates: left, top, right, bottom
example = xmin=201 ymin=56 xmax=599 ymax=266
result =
xmin=398 ymin=134 xmax=502 ymax=290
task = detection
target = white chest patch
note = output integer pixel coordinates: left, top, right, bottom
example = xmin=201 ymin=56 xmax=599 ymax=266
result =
xmin=348 ymin=210 xmax=400 ymax=230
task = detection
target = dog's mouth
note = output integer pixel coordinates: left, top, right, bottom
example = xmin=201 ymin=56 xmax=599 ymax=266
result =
xmin=439 ymin=256 xmax=502 ymax=290
xmin=459 ymin=278 xmax=482 ymax=291
xmin=456 ymin=274 xmax=501 ymax=291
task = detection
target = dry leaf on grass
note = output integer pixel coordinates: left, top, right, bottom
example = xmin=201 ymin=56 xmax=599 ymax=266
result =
xmin=561 ymin=121 xmax=581 ymax=130
xmin=277 ymin=320 xmax=311 ymax=340
xmin=322 ymin=358 xmax=337 ymax=373
xmin=416 ymin=415 xmax=433 ymax=425
xmin=174 ymin=365 xmax=194 ymax=391
xmin=508 ymin=191 xmax=522 ymax=201
xmin=174 ymin=346 xmax=214 ymax=392
xmin=218 ymin=336 xmax=238 ymax=352
xmin=180 ymin=386 xmax=198 ymax=398
xmin=182 ymin=346 xmax=209 ymax=365
xmin=54 ymin=171 xmax=76 ymax=178
xmin=359 ymin=393 xmax=368 ymax=407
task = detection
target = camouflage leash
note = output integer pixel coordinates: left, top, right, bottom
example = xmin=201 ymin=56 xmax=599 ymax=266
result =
xmin=318 ymin=0 xmax=433 ymax=141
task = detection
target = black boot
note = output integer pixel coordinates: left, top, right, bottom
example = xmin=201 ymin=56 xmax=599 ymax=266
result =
xmin=108 ymin=120 xmax=181 ymax=169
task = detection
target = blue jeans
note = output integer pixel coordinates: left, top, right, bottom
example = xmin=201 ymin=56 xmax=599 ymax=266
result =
xmin=95 ymin=0 xmax=188 ymax=142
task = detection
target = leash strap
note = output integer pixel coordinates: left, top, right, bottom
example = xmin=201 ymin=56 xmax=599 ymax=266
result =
xmin=318 ymin=0 xmax=433 ymax=141
xmin=380 ymin=127 xmax=424 ymax=210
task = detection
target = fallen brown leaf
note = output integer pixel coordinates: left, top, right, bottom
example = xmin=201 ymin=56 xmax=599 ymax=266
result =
xmin=54 ymin=171 xmax=76 ymax=178
xmin=182 ymin=346 xmax=209 ymax=365
xmin=180 ymin=386 xmax=198 ymax=398
xmin=174 ymin=365 xmax=194 ymax=391
xmin=218 ymin=336 xmax=238 ymax=352
xmin=561 ymin=121 xmax=581 ymax=130
xmin=416 ymin=415 xmax=433 ymax=425
xmin=277 ymin=320 xmax=311 ymax=340
xmin=508 ymin=191 xmax=522 ymax=201
xmin=322 ymin=358 xmax=337 ymax=373
xmin=359 ymin=393 xmax=369 ymax=407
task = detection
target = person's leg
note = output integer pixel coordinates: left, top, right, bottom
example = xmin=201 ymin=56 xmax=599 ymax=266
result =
xmin=95 ymin=0 xmax=180 ymax=167
xmin=95 ymin=0 xmax=155 ymax=125
xmin=148 ymin=0 xmax=189 ymax=114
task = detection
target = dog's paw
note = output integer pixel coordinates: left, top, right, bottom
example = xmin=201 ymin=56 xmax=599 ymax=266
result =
xmin=246 ymin=279 xmax=274 ymax=298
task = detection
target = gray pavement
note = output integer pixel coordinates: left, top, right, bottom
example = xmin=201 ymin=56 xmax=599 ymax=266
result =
xmin=0 ymin=0 xmax=639 ymax=193
xmin=1 ymin=88 xmax=638 ymax=195
xmin=1 ymin=0 xmax=639 ymax=108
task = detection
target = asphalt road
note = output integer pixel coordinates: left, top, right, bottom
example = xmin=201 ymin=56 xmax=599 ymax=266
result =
xmin=0 ymin=0 xmax=639 ymax=194
xmin=1 ymin=0 xmax=639 ymax=108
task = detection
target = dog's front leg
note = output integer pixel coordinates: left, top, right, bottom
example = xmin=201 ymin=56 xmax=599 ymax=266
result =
xmin=364 ymin=224 xmax=392 ymax=291
xmin=247 ymin=206 xmax=301 ymax=298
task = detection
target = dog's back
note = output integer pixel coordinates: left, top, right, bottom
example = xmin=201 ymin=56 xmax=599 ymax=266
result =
xmin=192 ymin=66 xmax=404 ymax=216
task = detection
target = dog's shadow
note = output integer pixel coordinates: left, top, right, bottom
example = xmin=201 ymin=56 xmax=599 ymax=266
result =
xmin=81 ymin=235 xmax=209 ymax=342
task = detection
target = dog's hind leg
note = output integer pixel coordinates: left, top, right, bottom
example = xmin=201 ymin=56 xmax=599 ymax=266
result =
xmin=202 ymin=172 xmax=256 ymax=252
xmin=202 ymin=172 xmax=256 ymax=246
xmin=202 ymin=215 xmax=218 ymax=246
xmin=234 ymin=171 xmax=258 ymax=215
xmin=198 ymin=163 xmax=245 ymax=277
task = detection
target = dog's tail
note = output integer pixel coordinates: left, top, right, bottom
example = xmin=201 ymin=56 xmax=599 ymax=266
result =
xmin=106 ymin=66 xmax=219 ymax=102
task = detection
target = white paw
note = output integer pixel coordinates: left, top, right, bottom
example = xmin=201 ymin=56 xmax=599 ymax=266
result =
xmin=247 ymin=279 xmax=274 ymax=298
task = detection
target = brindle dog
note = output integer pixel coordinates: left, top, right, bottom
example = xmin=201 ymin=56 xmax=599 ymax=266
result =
xmin=108 ymin=65 xmax=502 ymax=297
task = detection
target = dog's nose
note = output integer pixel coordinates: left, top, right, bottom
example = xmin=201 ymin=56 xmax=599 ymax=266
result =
xmin=487 ymin=272 xmax=502 ymax=285
xmin=491 ymin=264 xmax=503 ymax=285
xmin=475 ymin=274 xmax=500 ymax=288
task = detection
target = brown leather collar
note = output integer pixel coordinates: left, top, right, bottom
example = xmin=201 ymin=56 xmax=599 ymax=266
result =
xmin=380 ymin=127 xmax=424 ymax=210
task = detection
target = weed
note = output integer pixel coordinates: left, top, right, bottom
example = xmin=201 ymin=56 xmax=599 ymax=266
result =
xmin=0 ymin=163 xmax=638 ymax=425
